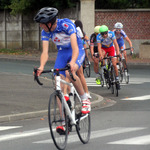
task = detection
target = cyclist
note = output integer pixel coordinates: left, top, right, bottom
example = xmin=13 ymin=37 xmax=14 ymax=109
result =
xmin=113 ymin=22 xmax=134 ymax=67
xmin=34 ymin=7 xmax=91 ymax=118
xmin=90 ymin=25 xmax=101 ymax=84
xmin=63 ymin=19 xmax=91 ymax=99
xmin=74 ymin=20 xmax=91 ymax=99
xmin=74 ymin=20 xmax=90 ymax=58
xmin=97 ymin=25 xmax=120 ymax=89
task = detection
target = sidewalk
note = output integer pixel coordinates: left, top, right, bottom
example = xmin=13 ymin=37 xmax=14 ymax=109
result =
xmin=0 ymin=52 xmax=150 ymax=123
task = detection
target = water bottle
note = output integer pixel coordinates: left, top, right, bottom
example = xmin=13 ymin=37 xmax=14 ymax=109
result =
xmin=64 ymin=95 xmax=72 ymax=110
xmin=117 ymin=63 xmax=119 ymax=70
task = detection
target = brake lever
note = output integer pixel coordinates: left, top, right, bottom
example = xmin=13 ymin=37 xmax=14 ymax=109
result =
xmin=33 ymin=68 xmax=43 ymax=86
xmin=67 ymin=64 xmax=76 ymax=82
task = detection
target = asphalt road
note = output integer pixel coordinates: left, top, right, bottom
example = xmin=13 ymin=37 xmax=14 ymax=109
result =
xmin=0 ymin=59 xmax=150 ymax=150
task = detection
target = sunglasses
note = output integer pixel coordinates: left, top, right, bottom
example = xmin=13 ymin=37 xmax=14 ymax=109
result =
xmin=101 ymin=31 xmax=108 ymax=36
xmin=116 ymin=29 xmax=121 ymax=32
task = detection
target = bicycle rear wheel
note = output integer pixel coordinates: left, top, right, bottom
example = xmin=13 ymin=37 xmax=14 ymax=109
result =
xmin=74 ymin=95 xmax=91 ymax=144
xmin=83 ymin=57 xmax=91 ymax=78
xmin=48 ymin=92 xmax=68 ymax=150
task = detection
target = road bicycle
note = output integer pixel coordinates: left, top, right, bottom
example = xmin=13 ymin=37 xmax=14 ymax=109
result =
xmin=83 ymin=48 xmax=91 ymax=78
xmin=93 ymin=53 xmax=120 ymax=96
xmin=103 ymin=56 xmax=120 ymax=97
xmin=118 ymin=48 xmax=133 ymax=84
xmin=34 ymin=65 xmax=91 ymax=150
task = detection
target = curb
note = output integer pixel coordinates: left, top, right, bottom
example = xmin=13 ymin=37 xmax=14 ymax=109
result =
xmin=0 ymin=93 xmax=104 ymax=123
xmin=1 ymin=55 xmax=150 ymax=66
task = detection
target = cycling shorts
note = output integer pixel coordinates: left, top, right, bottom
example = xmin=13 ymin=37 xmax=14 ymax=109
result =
xmin=102 ymin=46 xmax=116 ymax=56
xmin=54 ymin=48 xmax=85 ymax=77
xmin=117 ymin=39 xmax=125 ymax=49
xmin=119 ymin=44 xmax=126 ymax=51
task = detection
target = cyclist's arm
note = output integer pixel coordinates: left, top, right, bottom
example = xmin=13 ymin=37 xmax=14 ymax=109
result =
xmin=90 ymin=45 xmax=94 ymax=58
xmin=70 ymin=33 xmax=79 ymax=67
xmin=113 ymin=39 xmax=120 ymax=55
xmin=125 ymin=36 xmax=133 ymax=51
xmin=38 ymin=40 xmax=49 ymax=74
xmin=84 ymin=35 xmax=90 ymax=46
xmin=97 ymin=42 xmax=103 ymax=59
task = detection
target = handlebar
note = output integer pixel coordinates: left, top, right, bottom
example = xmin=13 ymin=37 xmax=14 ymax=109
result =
xmin=34 ymin=64 xmax=76 ymax=86
xmin=120 ymin=47 xmax=134 ymax=55
xmin=93 ymin=53 xmax=120 ymax=59
xmin=103 ymin=55 xmax=120 ymax=60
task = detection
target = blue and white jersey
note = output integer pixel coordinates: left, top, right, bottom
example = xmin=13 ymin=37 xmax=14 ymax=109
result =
xmin=41 ymin=18 xmax=83 ymax=51
xmin=113 ymin=29 xmax=127 ymax=41
xmin=96 ymin=31 xmax=116 ymax=48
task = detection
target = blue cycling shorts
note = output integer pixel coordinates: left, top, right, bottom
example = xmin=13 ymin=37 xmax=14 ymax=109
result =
xmin=54 ymin=48 xmax=85 ymax=77
xmin=117 ymin=39 xmax=125 ymax=49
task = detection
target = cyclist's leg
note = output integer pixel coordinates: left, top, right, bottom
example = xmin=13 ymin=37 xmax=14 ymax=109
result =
xmin=106 ymin=46 xmax=120 ymax=89
xmin=65 ymin=49 xmax=90 ymax=114
xmin=84 ymin=44 xmax=89 ymax=58
xmin=93 ymin=57 xmax=101 ymax=84
xmin=77 ymin=66 xmax=91 ymax=99
xmin=120 ymin=44 xmax=127 ymax=67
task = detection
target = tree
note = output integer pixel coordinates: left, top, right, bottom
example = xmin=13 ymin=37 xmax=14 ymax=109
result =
xmin=0 ymin=0 xmax=76 ymax=15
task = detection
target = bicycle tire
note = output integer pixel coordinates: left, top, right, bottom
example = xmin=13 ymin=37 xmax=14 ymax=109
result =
xmin=83 ymin=57 xmax=91 ymax=78
xmin=119 ymin=61 xmax=123 ymax=83
xmin=122 ymin=59 xmax=129 ymax=84
xmin=48 ymin=91 xmax=68 ymax=150
xmin=110 ymin=66 xmax=115 ymax=94
xmin=74 ymin=95 xmax=91 ymax=144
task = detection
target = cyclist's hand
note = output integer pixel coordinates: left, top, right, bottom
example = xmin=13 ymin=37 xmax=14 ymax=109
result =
xmin=99 ymin=55 xmax=103 ymax=61
xmin=36 ymin=67 xmax=43 ymax=76
xmin=69 ymin=61 xmax=75 ymax=72
xmin=130 ymin=47 xmax=134 ymax=55
xmin=92 ymin=56 xmax=95 ymax=61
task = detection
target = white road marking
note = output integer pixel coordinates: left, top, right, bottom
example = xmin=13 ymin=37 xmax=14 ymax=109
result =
xmin=0 ymin=128 xmax=49 ymax=142
xmin=121 ymin=95 xmax=150 ymax=101
xmin=33 ymin=127 xmax=145 ymax=144
xmin=85 ymin=77 xmax=150 ymax=87
xmin=0 ymin=126 xmax=22 ymax=131
xmin=108 ymin=134 xmax=150 ymax=145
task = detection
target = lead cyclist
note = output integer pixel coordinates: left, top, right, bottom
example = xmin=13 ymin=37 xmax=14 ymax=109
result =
xmin=113 ymin=22 xmax=134 ymax=70
xmin=34 ymin=7 xmax=91 ymax=133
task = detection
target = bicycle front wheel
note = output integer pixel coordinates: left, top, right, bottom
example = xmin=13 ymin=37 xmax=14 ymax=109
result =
xmin=110 ymin=66 xmax=115 ymax=94
xmin=48 ymin=92 xmax=68 ymax=150
xmin=123 ymin=60 xmax=129 ymax=84
xmin=119 ymin=61 xmax=123 ymax=83
xmin=74 ymin=95 xmax=91 ymax=144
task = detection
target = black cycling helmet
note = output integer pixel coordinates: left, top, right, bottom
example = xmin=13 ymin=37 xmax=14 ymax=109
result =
xmin=34 ymin=7 xmax=58 ymax=24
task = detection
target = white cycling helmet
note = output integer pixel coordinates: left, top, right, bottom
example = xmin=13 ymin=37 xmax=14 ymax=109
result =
xmin=114 ymin=22 xmax=123 ymax=29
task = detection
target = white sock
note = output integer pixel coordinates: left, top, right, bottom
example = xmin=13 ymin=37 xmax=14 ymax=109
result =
xmin=80 ymin=93 xmax=87 ymax=100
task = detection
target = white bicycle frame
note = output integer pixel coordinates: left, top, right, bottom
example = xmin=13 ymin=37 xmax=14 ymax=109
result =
xmin=55 ymin=75 xmax=88 ymax=125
